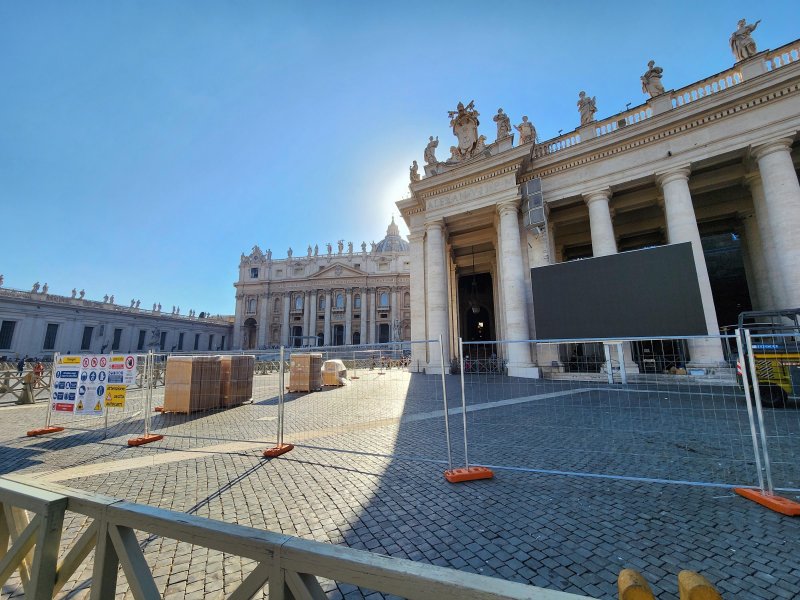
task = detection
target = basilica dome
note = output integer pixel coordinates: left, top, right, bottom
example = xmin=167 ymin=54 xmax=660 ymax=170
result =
xmin=375 ymin=217 xmax=409 ymax=252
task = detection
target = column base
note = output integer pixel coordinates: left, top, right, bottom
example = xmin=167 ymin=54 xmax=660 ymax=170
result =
xmin=507 ymin=366 xmax=541 ymax=379
xmin=426 ymin=364 xmax=451 ymax=376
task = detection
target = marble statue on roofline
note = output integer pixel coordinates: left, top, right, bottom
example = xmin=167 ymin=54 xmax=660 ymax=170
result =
xmin=71 ymin=288 xmax=77 ymax=298
xmin=42 ymin=283 xmax=49 ymax=294
xmin=31 ymin=282 xmax=40 ymax=293
xmin=641 ymin=60 xmax=666 ymax=97
xmin=730 ymin=18 xmax=761 ymax=62
xmin=515 ymin=116 xmax=536 ymax=145
xmin=338 ymin=240 xmax=344 ymax=254
xmin=409 ymin=160 xmax=420 ymax=182
xmin=308 ymin=245 xmax=312 ymax=257
xmin=79 ymin=289 xmax=85 ymax=299
xmin=493 ymin=108 xmax=511 ymax=140
xmin=314 ymin=244 xmax=319 ymax=256
xmin=577 ymin=91 xmax=597 ymax=125
xmin=424 ymin=136 xmax=439 ymax=165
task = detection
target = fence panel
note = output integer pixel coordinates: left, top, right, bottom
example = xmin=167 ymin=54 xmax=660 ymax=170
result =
xmin=744 ymin=331 xmax=800 ymax=493
xmin=458 ymin=336 xmax=761 ymax=488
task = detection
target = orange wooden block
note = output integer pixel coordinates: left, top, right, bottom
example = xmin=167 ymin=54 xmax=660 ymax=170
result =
xmin=26 ymin=426 xmax=65 ymax=437
xmin=127 ymin=434 xmax=164 ymax=447
xmin=444 ymin=466 xmax=494 ymax=483
xmin=734 ymin=488 xmax=800 ymax=516
xmin=263 ymin=444 xmax=294 ymax=458
xmin=154 ymin=406 xmax=164 ymax=412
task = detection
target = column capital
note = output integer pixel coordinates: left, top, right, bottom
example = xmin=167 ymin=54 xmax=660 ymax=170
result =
xmin=656 ymin=166 xmax=692 ymax=188
xmin=751 ymin=138 xmax=794 ymax=162
xmin=424 ymin=220 xmax=445 ymax=233
xmin=743 ymin=171 xmax=763 ymax=188
xmin=496 ymin=200 xmax=519 ymax=217
xmin=583 ymin=187 xmax=612 ymax=206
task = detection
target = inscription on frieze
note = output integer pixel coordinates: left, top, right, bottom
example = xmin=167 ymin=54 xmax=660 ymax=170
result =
xmin=425 ymin=177 xmax=512 ymax=211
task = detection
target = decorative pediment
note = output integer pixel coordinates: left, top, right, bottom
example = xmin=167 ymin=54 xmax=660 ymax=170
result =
xmin=310 ymin=263 xmax=365 ymax=279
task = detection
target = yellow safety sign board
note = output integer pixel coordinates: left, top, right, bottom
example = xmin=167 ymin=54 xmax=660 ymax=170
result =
xmin=60 ymin=356 xmax=81 ymax=365
xmin=105 ymin=384 xmax=126 ymax=408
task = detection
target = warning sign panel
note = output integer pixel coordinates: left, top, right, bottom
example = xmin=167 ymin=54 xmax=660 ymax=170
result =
xmin=105 ymin=384 xmax=126 ymax=408
xmin=52 ymin=355 xmax=80 ymax=412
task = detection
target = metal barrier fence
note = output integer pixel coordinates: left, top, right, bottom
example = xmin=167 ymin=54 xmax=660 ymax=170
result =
xmin=0 ymin=476 xmax=591 ymax=599
xmin=458 ymin=335 xmax=766 ymax=489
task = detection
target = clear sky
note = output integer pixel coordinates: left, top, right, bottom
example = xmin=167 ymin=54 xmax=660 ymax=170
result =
xmin=1 ymin=1 xmax=796 ymax=315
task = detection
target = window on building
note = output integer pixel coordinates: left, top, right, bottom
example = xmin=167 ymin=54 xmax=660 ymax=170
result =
xmin=0 ymin=321 xmax=16 ymax=350
xmin=194 ymin=333 xmax=200 ymax=350
xmin=274 ymin=297 xmax=280 ymax=312
xmin=159 ymin=331 xmax=167 ymax=351
xmin=208 ymin=334 xmax=214 ymax=350
xmin=354 ymin=295 xmax=361 ymax=309
xmin=352 ymin=331 xmax=361 ymax=345
xmin=379 ymin=292 xmax=389 ymax=307
xmin=178 ymin=332 xmax=185 ymax=351
xmin=333 ymin=324 xmax=344 ymax=346
xmin=248 ymin=298 xmax=256 ymax=313
xmin=220 ymin=335 xmax=226 ymax=349
xmin=250 ymin=267 xmax=259 ymax=278
xmin=112 ymin=328 xmax=123 ymax=351
xmin=43 ymin=323 xmax=59 ymax=350
xmin=318 ymin=295 xmax=325 ymax=310
xmin=295 ymin=295 xmax=303 ymax=310
xmin=404 ymin=292 xmax=411 ymax=307
xmin=81 ymin=326 xmax=93 ymax=351
xmin=137 ymin=330 xmax=146 ymax=351
xmin=275 ymin=269 xmax=283 ymax=278
xmin=335 ymin=293 xmax=344 ymax=309
xmin=379 ymin=323 xmax=391 ymax=343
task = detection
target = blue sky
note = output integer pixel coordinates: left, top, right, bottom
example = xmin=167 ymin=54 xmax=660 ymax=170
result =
xmin=1 ymin=1 xmax=796 ymax=315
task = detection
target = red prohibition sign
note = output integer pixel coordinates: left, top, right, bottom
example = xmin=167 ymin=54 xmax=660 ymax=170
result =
xmin=82 ymin=357 xmax=90 ymax=368
xmin=91 ymin=357 xmax=98 ymax=368
xmin=99 ymin=357 xmax=107 ymax=367
xmin=125 ymin=356 xmax=135 ymax=369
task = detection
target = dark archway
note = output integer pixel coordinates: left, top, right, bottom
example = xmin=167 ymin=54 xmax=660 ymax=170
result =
xmin=458 ymin=272 xmax=495 ymax=342
xmin=243 ymin=318 xmax=257 ymax=350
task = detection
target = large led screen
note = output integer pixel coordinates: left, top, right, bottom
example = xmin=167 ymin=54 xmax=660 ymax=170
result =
xmin=530 ymin=242 xmax=708 ymax=339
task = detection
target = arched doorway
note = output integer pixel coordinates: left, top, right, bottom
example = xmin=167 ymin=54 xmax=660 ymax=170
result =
xmin=243 ymin=318 xmax=257 ymax=350
xmin=291 ymin=326 xmax=303 ymax=347
xmin=352 ymin=331 xmax=361 ymax=345
xmin=333 ymin=324 xmax=344 ymax=346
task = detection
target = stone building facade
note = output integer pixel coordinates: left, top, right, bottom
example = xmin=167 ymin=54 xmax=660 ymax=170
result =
xmin=0 ymin=287 xmax=232 ymax=359
xmin=398 ymin=34 xmax=800 ymax=374
xmin=233 ymin=219 xmax=411 ymax=349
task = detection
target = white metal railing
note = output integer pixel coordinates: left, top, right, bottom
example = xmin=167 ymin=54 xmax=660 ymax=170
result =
xmin=764 ymin=40 xmax=800 ymax=71
xmin=532 ymin=131 xmax=581 ymax=158
xmin=0 ymin=477 xmax=593 ymax=599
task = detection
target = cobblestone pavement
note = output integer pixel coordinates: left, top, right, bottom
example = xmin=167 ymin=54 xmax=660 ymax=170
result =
xmin=0 ymin=370 xmax=798 ymax=599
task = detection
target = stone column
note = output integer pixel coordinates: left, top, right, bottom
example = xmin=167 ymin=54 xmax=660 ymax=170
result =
xmin=424 ymin=221 xmax=450 ymax=372
xmin=323 ymin=290 xmax=332 ymax=346
xmin=302 ymin=291 xmax=311 ymax=346
xmin=233 ymin=293 xmax=244 ymax=349
xmin=257 ymin=292 xmax=269 ymax=349
xmin=369 ymin=288 xmax=378 ymax=344
xmin=752 ymin=139 xmax=800 ymax=308
xmin=584 ymin=188 xmax=617 ymax=257
xmin=345 ymin=288 xmax=353 ymax=345
xmin=496 ymin=202 xmax=535 ymax=375
xmin=527 ymin=229 xmax=561 ymax=371
xmin=657 ymin=168 xmax=724 ymax=364
xmin=280 ymin=293 xmax=290 ymax=347
xmin=309 ymin=290 xmax=318 ymax=345
xmin=408 ymin=230 xmax=427 ymax=367
xmin=360 ymin=288 xmax=368 ymax=345
xmin=390 ymin=287 xmax=399 ymax=341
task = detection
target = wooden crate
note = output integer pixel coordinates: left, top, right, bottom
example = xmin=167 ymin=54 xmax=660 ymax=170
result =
xmin=220 ymin=355 xmax=254 ymax=407
xmin=163 ymin=356 xmax=221 ymax=413
xmin=288 ymin=353 xmax=322 ymax=392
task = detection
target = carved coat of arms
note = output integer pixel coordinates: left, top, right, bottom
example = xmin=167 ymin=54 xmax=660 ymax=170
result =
xmin=448 ymin=101 xmax=480 ymax=160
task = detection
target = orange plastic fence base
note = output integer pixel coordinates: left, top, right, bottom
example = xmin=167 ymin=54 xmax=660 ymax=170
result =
xmin=263 ymin=444 xmax=294 ymax=458
xmin=127 ymin=434 xmax=164 ymax=447
xmin=154 ymin=406 xmax=163 ymax=412
xmin=444 ymin=466 xmax=494 ymax=483
xmin=26 ymin=426 xmax=65 ymax=437
xmin=734 ymin=488 xmax=800 ymax=516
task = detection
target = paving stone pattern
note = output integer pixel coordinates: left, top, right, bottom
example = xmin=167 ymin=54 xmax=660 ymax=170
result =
xmin=0 ymin=369 xmax=798 ymax=599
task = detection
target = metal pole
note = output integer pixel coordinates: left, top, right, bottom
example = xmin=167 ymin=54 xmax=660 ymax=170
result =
xmin=735 ymin=329 xmax=765 ymax=492
xmin=45 ymin=352 xmax=58 ymax=429
xmin=277 ymin=346 xmax=285 ymax=447
xmin=437 ymin=335 xmax=453 ymax=472
xmin=144 ymin=351 xmax=154 ymax=438
xmin=459 ymin=337 xmax=469 ymax=469
xmin=744 ymin=329 xmax=775 ymax=495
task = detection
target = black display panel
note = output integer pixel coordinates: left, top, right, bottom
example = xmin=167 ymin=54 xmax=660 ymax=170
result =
xmin=530 ymin=243 xmax=708 ymax=339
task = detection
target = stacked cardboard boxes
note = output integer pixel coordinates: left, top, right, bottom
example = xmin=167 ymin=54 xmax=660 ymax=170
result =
xmin=322 ymin=359 xmax=347 ymax=386
xmin=220 ymin=355 xmax=255 ymax=407
xmin=163 ymin=356 xmax=222 ymax=414
xmin=288 ymin=353 xmax=323 ymax=392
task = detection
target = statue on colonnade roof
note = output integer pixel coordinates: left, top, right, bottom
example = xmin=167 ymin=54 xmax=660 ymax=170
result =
xmin=730 ymin=18 xmax=761 ymax=62
xmin=448 ymin=100 xmax=481 ymax=161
